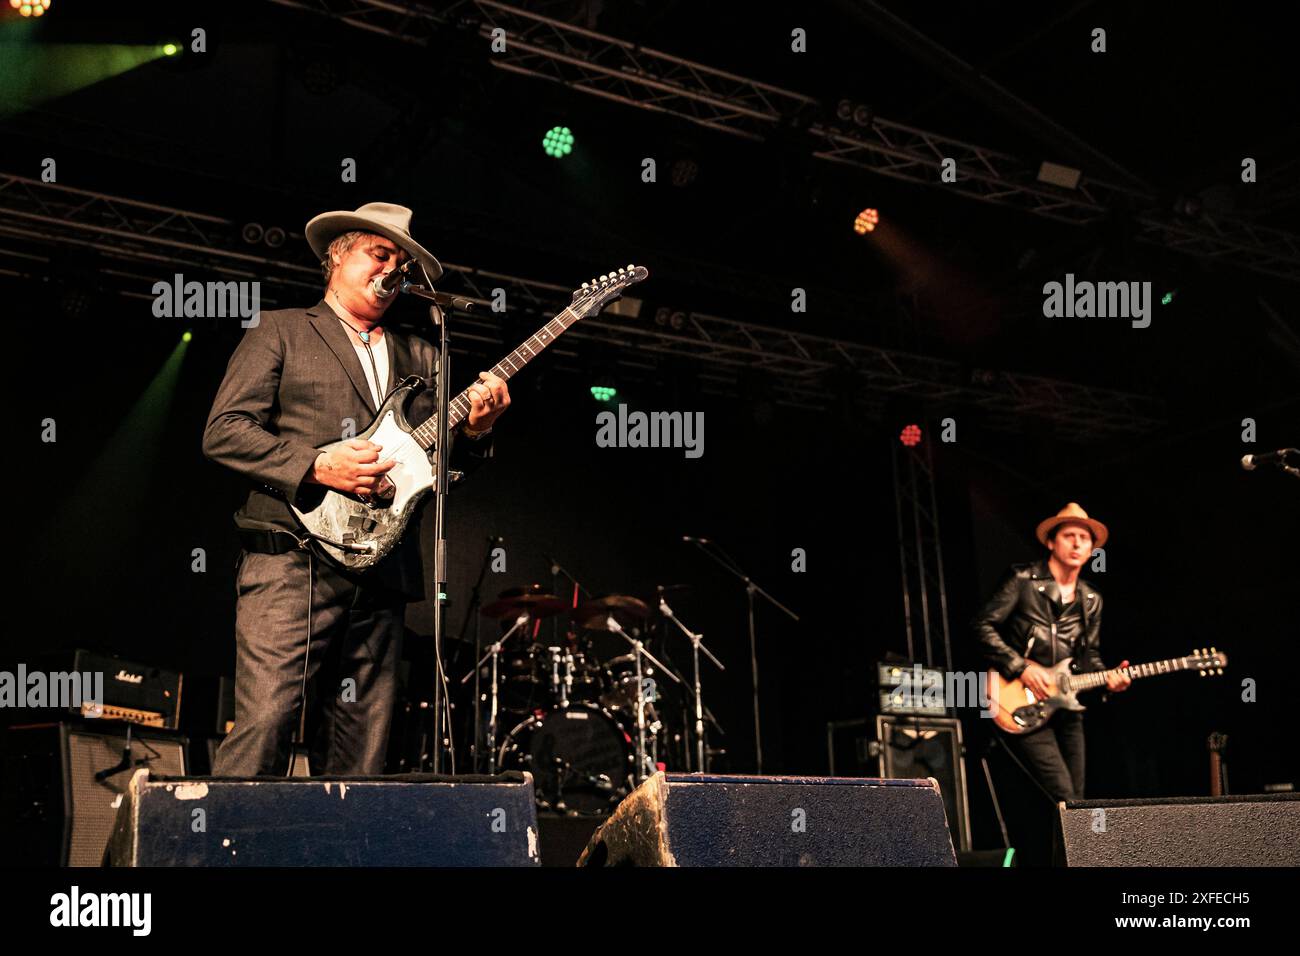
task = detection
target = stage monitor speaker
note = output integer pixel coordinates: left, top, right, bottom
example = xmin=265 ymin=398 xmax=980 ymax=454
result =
xmin=0 ymin=722 xmax=188 ymax=866
xmin=107 ymin=769 xmax=540 ymax=866
xmin=578 ymin=772 xmax=956 ymax=867
xmin=1057 ymin=794 xmax=1300 ymax=866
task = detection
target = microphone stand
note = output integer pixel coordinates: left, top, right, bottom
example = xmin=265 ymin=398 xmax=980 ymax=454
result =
xmin=459 ymin=536 xmax=501 ymax=773
xmin=687 ymin=538 xmax=799 ymax=774
xmin=657 ymin=592 xmax=725 ymax=772
xmin=400 ymin=278 xmax=460 ymax=774
xmin=601 ymin=614 xmax=683 ymax=783
xmin=544 ymin=553 xmax=593 ymax=646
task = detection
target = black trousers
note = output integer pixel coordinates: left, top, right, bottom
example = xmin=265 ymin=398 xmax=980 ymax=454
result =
xmin=999 ymin=709 xmax=1086 ymax=802
xmin=211 ymin=549 xmax=405 ymax=777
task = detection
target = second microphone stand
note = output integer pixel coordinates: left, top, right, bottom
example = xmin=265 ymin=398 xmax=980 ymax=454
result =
xmin=688 ymin=538 xmax=799 ymax=774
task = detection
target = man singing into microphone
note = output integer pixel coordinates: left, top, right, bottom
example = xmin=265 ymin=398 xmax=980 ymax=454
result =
xmin=203 ymin=202 xmax=510 ymax=776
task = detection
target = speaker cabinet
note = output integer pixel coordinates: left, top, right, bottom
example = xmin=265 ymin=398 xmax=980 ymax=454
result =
xmin=875 ymin=715 xmax=972 ymax=853
xmin=1057 ymin=794 xmax=1300 ymax=866
xmin=108 ymin=769 xmax=541 ymax=866
xmin=579 ymin=772 xmax=956 ymax=867
xmin=0 ymin=722 xmax=188 ymax=866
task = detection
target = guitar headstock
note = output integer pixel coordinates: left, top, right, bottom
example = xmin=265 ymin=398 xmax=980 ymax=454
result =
xmin=570 ymin=264 xmax=649 ymax=317
xmin=1189 ymin=646 xmax=1227 ymax=676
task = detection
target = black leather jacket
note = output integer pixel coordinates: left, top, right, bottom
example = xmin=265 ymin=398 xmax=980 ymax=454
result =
xmin=973 ymin=560 xmax=1106 ymax=680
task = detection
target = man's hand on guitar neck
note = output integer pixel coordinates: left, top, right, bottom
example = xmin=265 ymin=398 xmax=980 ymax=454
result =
xmin=1105 ymin=661 xmax=1132 ymax=692
xmin=310 ymin=439 xmax=397 ymax=496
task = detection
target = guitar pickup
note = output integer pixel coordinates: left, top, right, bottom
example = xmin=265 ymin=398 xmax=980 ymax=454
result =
xmin=348 ymin=515 xmax=367 ymax=529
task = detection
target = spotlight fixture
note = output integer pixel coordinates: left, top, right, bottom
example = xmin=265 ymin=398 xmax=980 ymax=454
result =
xmin=12 ymin=0 xmax=51 ymax=17
xmin=263 ymin=226 xmax=286 ymax=249
xmin=542 ymin=126 xmax=574 ymax=158
xmin=853 ymin=208 xmax=880 ymax=234
xmin=899 ymin=423 xmax=922 ymax=447
xmin=241 ymin=222 xmax=264 ymax=244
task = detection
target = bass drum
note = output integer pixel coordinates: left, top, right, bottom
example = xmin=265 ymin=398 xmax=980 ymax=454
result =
xmin=497 ymin=704 xmax=633 ymax=815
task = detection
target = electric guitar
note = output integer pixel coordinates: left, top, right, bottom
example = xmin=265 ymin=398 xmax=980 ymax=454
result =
xmin=291 ymin=265 xmax=648 ymax=568
xmin=988 ymin=647 xmax=1227 ymax=734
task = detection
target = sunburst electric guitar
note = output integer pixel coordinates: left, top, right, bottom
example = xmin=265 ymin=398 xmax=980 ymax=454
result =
xmin=291 ymin=265 xmax=648 ymax=568
xmin=988 ymin=647 xmax=1227 ymax=734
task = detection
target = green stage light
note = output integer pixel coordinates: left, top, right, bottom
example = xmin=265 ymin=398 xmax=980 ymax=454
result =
xmin=1161 ymin=290 xmax=1176 ymax=305
xmin=542 ymin=126 xmax=574 ymax=158
xmin=162 ymin=43 xmax=178 ymax=56
xmin=181 ymin=330 xmax=192 ymax=343
xmin=590 ymin=385 xmax=617 ymax=402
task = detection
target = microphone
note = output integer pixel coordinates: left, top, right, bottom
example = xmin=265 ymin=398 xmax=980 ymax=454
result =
xmin=371 ymin=259 xmax=415 ymax=299
xmin=682 ymin=535 xmax=711 ymax=545
xmin=1241 ymin=448 xmax=1298 ymax=471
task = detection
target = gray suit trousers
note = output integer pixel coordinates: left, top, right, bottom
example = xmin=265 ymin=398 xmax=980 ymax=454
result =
xmin=211 ymin=549 xmax=405 ymax=777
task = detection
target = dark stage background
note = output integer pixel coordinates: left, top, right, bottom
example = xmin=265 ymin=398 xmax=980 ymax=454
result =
xmin=6 ymin=1 xmax=1299 ymax=854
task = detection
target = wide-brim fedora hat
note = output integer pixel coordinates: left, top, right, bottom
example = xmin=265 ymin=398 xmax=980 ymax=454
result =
xmin=305 ymin=201 xmax=443 ymax=283
xmin=1036 ymin=502 xmax=1108 ymax=549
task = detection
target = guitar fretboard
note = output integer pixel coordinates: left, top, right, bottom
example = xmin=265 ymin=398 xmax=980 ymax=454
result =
xmin=409 ymin=304 xmax=583 ymax=451
xmin=1069 ymin=655 xmax=1215 ymax=691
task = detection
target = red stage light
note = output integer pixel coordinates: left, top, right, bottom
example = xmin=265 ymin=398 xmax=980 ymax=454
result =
xmin=899 ymin=424 xmax=922 ymax=447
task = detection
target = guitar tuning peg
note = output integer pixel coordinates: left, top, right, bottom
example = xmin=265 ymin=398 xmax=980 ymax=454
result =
xmin=581 ymin=282 xmax=589 ymax=289
xmin=627 ymin=263 xmax=634 ymax=270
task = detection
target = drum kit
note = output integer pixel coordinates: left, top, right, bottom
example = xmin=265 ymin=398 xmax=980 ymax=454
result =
xmin=463 ymin=583 xmax=724 ymax=816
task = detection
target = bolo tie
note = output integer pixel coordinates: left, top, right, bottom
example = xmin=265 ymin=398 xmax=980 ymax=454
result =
xmin=340 ymin=318 xmax=386 ymax=407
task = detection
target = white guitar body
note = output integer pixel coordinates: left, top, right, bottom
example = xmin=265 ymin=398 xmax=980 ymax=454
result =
xmin=290 ymin=377 xmax=436 ymax=569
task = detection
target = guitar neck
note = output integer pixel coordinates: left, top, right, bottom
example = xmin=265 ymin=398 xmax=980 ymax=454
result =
xmin=1070 ymin=656 xmax=1197 ymax=690
xmin=409 ymin=304 xmax=582 ymax=449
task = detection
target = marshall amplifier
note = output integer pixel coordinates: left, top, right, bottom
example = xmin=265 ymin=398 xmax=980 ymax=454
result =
xmin=19 ymin=650 xmax=183 ymax=729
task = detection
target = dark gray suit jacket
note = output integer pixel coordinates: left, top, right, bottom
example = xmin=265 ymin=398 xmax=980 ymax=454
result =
xmin=202 ymin=298 xmax=492 ymax=601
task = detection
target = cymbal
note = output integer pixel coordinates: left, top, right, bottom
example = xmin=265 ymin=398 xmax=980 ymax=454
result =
xmin=482 ymin=584 xmax=568 ymax=620
xmin=572 ymin=594 xmax=650 ymax=630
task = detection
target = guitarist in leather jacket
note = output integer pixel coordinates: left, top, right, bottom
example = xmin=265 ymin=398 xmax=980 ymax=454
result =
xmin=203 ymin=202 xmax=510 ymax=777
xmin=973 ymin=503 xmax=1130 ymax=803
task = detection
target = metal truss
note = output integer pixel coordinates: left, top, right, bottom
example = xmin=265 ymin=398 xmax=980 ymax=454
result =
xmin=0 ymin=172 xmax=1163 ymax=440
xmin=892 ymin=439 xmax=953 ymax=674
xmin=264 ymin=0 xmax=1300 ymax=282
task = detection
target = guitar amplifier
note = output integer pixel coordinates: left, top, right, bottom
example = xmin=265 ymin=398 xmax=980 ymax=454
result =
xmin=18 ymin=650 xmax=184 ymax=730
xmin=0 ymin=722 xmax=188 ymax=866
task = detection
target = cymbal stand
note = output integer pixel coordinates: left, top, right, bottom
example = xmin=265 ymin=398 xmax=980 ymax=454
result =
xmin=461 ymin=612 xmax=530 ymax=774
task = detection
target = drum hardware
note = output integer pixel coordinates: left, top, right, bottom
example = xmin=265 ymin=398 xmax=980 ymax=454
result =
xmin=656 ymin=587 xmax=725 ymax=773
xmin=496 ymin=702 xmax=633 ymax=815
xmin=544 ymin=553 xmax=594 ymax=646
xmin=462 ymin=611 xmax=534 ymax=774
xmin=592 ymin=611 xmax=683 ymax=784
xmin=481 ymin=583 xmax=568 ymax=620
